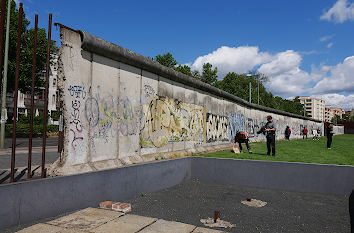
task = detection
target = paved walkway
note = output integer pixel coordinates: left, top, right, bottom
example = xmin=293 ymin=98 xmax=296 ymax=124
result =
xmin=17 ymin=208 xmax=225 ymax=233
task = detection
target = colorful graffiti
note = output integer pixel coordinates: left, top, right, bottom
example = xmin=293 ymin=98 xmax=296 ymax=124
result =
xmin=206 ymin=113 xmax=229 ymax=142
xmin=83 ymin=94 xmax=141 ymax=145
xmin=141 ymin=96 xmax=204 ymax=147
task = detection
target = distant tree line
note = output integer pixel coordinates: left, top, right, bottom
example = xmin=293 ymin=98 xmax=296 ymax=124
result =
xmin=153 ymin=53 xmax=306 ymax=116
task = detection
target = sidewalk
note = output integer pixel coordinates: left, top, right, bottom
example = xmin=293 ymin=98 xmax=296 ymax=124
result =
xmin=17 ymin=207 xmax=225 ymax=233
xmin=0 ymin=146 xmax=58 ymax=155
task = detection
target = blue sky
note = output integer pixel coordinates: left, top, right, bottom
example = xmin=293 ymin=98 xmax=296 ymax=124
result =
xmin=19 ymin=0 xmax=354 ymax=110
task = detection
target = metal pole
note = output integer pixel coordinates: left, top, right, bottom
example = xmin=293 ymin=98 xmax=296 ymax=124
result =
xmin=258 ymin=82 xmax=260 ymax=105
xmin=28 ymin=14 xmax=38 ymax=179
xmin=10 ymin=3 xmax=23 ymax=182
xmin=249 ymin=81 xmax=251 ymax=103
xmin=0 ymin=0 xmax=11 ymax=149
xmin=41 ymin=13 xmax=52 ymax=178
xmin=0 ymin=0 xmax=7 ymax=86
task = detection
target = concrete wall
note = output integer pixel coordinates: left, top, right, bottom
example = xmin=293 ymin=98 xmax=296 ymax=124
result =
xmin=192 ymin=157 xmax=354 ymax=195
xmin=50 ymin=26 xmax=323 ymax=175
xmin=0 ymin=158 xmax=191 ymax=230
xmin=333 ymin=125 xmax=345 ymax=135
xmin=2 ymin=157 xmax=354 ymax=230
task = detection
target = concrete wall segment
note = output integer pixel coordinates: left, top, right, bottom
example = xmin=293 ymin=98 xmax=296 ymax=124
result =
xmin=79 ymin=30 xmax=320 ymax=122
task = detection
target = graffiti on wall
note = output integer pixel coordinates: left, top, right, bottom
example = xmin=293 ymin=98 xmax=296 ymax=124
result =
xmin=84 ymin=94 xmax=141 ymax=143
xmin=206 ymin=113 xmax=229 ymax=142
xmin=228 ymin=112 xmax=245 ymax=140
xmin=68 ymin=85 xmax=86 ymax=150
xmin=141 ymin=96 xmax=204 ymax=148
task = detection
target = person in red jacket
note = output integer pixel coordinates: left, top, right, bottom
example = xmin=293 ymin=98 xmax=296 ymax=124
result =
xmin=302 ymin=127 xmax=308 ymax=139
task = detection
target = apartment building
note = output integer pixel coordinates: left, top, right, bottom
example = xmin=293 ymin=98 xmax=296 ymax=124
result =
xmin=324 ymin=106 xmax=334 ymax=122
xmin=331 ymin=107 xmax=345 ymax=119
xmin=4 ymin=53 xmax=59 ymax=124
xmin=299 ymin=96 xmax=325 ymax=121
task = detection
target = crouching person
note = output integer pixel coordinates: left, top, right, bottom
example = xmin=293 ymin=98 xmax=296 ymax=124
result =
xmin=234 ymin=131 xmax=252 ymax=154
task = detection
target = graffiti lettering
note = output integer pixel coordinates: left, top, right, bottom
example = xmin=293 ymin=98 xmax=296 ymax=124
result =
xmin=68 ymin=85 xmax=86 ymax=99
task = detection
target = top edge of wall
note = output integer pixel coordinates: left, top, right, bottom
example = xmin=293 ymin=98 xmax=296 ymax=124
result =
xmin=59 ymin=25 xmax=321 ymax=123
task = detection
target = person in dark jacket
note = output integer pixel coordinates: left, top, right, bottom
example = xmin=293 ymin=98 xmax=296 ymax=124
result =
xmin=327 ymin=123 xmax=334 ymax=149
xmin=265 ymin=116 xmax=276 ymax=156
xmin=285 ymin=126 xmax=291 ymax=140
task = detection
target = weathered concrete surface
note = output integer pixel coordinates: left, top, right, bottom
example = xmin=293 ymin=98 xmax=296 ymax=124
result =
xmin=16 ymin=208 xmax=226 ymax=233
xmin=91 ymin=214 xmax=157 ymax=233
xmin=50 ymin=26 xmax=331 ymax=176
xmin=47 ymin=208 xmax=123 ymax=231
xmin=1 ymin=157 xmax=353 ymax=230
xmin=139 ymin=219 xmax=196 ymax=233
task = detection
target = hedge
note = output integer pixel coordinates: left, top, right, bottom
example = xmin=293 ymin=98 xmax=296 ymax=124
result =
xmin=5 ymin=124 xmax=59 ymax=138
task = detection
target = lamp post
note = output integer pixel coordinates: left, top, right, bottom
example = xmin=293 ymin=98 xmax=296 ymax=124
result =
xmin=247 ymin=74 xmax=252 ymax=103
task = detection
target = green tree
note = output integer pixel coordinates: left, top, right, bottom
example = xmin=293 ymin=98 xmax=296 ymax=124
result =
xmin=201 ymin=63 xmax=218 ymax=85
xmin=175 ymin=64 xmax=192 ymax=76
xmin=1 ymin=0 xmax=57 ymax=92
xmin=154 ymin=52 xmax=177 ymax=68
xmin=215 ymin=72 xmax=305 ymax=115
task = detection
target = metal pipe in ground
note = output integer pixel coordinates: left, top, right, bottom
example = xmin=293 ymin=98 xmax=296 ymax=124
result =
xmin=0 ymin=0 xmax=7 ymax=86
xmin=41 ymin=13 xmax=52 ymax=178
xmin=28 ymin=14 xmax=38 ymax=179
xmin=10 ymin=3 xmax=23 ymax=182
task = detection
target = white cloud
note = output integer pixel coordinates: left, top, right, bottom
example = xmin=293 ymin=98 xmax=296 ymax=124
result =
xmin=320 ymin=35 xmax=333 ymax=42
xmin=311 ymin=93 xmax=354 ymax=110
xmin=310 ymin=56 xmax=354 ymax=94
xmin=191 ymin=46 xmax=272 ymax=77
xmin=327 ymin=42 xmax=334 ymax=48
xmin=320 ymin=0 xmax=354 ymax=23
xmin=188 ymin=45 xmax=354 ymax=109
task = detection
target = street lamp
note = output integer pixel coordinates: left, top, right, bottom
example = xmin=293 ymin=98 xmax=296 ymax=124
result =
xmin=247 ymin=73 xmax=260 ymax=105
xmin=247 ymin=74 xmax=252 ymax=103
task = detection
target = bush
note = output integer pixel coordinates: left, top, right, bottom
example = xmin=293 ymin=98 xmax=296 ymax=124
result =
xmin=5 ymin=123 xmax=59 ymax=138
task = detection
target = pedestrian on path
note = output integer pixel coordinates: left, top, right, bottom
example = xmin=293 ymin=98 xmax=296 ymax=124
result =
xmin=265 ymin=116 xmax=276 ymax=156
xmin=285 ymin=126 xmax=291 ymax=140
xmin=312 ymin=129 xmax=319 ymax=140
xmin=302 ymin=127 xmax=308 ymax=139
xmin=327 ymin=123 xmax=334 ymax=149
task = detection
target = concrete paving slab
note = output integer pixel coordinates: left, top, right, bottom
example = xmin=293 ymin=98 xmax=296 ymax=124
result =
xmin=16 ymin=223 xmax=64 ymax=233
xmin=91 ymin=214 xmax=157 ymax=233
xmin=46 ymin=207 xmax=123 ymax=231
xmin=192 ymin=227 xmax=226 ymax=233
xmin=139 ymin=219 xmax=196 ymax=233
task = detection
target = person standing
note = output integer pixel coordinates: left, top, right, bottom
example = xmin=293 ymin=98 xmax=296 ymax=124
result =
xmin=327 ymin=123 xmax=334 ymax=149
xmin=303 ymin=127 xmax=308 ymax=139
xmin=285 ymin=126 xmax=291 ymax=140
xmin=265 ymin=116 xmax=276 ymax=156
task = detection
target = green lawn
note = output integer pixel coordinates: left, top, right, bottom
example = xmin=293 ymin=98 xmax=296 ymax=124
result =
xmin=198 ymin=134 xmax=354 ymax=165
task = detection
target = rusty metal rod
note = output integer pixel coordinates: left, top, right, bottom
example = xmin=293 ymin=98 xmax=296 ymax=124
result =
xmin=41 ymin=13 xmax=52 ymax=178
xmin=0 ymin=0 xmax=6 ymax=86
xmin=10 ymin=3 xmax=23 ymax=182
xmin=28 ymin=14 xmax=38 ymax=179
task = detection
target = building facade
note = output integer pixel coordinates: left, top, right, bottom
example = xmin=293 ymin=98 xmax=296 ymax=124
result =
xmin=4 ymin=53 xmax=59 ymax=124
xmin=299 ymin=96 xmax=325 ymax=121
xmin=325 ymin=106 xmax=334 ymax=122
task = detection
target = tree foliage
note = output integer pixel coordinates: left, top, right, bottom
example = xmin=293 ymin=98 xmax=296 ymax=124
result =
xmin=201 ymin=63 xmax=218 ymax=85
xmin=154 ymin=52 xmax=306 ymax=115
xmin=1 ymin=0 xmax=57 ymax=92
xmin=154 ymin=52 xmax=177 ymax=68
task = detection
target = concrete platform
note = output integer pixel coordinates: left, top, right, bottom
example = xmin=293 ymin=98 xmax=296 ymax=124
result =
xmin=15 ymin=207 xmax=226 ymax=233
